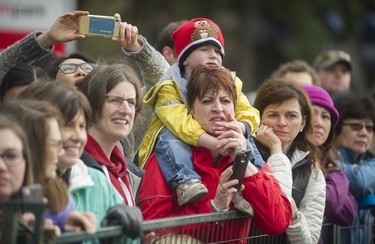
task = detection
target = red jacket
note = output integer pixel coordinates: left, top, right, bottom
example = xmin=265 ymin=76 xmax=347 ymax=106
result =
xmin=138 ymin=147 xmax=292 ymax=242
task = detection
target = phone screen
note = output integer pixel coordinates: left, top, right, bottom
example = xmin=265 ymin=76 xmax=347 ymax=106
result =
xmin=89 ymin=17 xmax=115 ymax=36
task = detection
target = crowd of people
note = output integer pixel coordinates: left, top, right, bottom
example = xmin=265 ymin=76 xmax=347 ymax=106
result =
xmin=0 ymin=9 xmax=374 ymax=244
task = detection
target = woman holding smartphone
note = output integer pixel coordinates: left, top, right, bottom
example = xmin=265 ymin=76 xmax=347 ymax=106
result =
xmin=138 ymin=66 xmax=292 ymax=243
xmin=1 ymin=99 xmax=96 ymax=234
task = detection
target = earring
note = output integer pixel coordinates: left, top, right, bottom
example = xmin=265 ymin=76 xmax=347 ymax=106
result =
xmin=300 ymin=128 xmax=303 ymax=132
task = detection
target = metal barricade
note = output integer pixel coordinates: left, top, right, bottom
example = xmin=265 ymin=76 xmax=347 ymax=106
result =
xmin=55 ymin=211 xmax=250 ymax=243
xmin=2 ymin=202 xmax=375 ymax=244
xmin=0 ymin=199 xmax=53 ymax=244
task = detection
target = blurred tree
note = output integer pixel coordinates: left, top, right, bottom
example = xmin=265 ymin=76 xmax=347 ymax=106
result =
xmin=77 ymin=0 xmax=374 ymax=93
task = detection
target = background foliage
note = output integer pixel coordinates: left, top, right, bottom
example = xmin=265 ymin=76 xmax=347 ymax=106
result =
xmin=78 ymin=0 xmax=375 ymax=94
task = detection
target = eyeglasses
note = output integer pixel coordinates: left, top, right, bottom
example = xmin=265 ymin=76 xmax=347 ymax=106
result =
xmin=58 ymin=63 xmax=94 ymax=74
xmin=48 ymin=139 xmax=63 ymax=150
xmin=342 ymin=123 xmax=374 ymax=133
xmin=0 ymin=150 xmax=24 ymax=167
xmin=105 ymin=96 xmax=138 ymax=108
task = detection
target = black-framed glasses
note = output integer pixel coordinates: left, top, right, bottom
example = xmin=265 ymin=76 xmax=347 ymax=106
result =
xmin=58 ymin=63 xmax=94 ymax=74
xmin=342 ymin=123 xmax=374 ymax=133
xmin=0 ymin=149 xmax=24 ymax=167
xmin=105 ymin=96 xmax=138 ymax=108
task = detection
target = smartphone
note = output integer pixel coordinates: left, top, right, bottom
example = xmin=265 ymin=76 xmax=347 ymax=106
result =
xmin=229 ymin=149 xmax=251 ymax=191
xmin=79 ymin=15 xmax=120 ymax=38
xmin=21 ymin=184 xmax=43 ymax=202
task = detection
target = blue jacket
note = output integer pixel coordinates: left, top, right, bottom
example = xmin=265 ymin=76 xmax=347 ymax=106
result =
xmin=339 ymin=148 xmax=375 ymax=244
xmin=43 ymin=196 xmax=75 ymax=232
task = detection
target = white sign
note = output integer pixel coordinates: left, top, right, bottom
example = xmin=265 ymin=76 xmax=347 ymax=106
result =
xmin=0 ymin=0 xmax=77 ymax=31
xmin=0 ymin=0 xmax=77 ymax=54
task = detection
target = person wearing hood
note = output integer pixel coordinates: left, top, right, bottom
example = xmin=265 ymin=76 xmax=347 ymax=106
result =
xmin=303 ymin=85 xmax=357 ymax=243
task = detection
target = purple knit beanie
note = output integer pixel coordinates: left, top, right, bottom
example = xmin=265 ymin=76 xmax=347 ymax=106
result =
xmin=302 ymin=85 xmax=339 ymax=127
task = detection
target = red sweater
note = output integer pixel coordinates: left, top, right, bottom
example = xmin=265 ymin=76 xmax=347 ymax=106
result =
xmin=138 ymin=147 xmax=292 ymax=242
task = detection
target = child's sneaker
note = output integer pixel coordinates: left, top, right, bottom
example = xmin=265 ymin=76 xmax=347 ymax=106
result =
xmin=232 ymin=193 xmax=254 ymax=216
xmin=176 ymin=179 xmax=208 ymax=206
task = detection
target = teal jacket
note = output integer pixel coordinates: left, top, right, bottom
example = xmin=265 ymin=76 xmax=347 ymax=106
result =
xmin=69 ymin=160 xmax=124 ymax=226
xmin=69 ymin=160 xmax=139 ymax=243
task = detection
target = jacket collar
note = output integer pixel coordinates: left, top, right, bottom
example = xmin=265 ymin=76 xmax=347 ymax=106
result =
xmin=69 ymin=159 xmax=94 ymax=191
xmin=289 ymin=149 xmax=310 ymax=169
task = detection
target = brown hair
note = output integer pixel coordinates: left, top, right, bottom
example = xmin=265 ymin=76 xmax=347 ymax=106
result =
xmin=155 ymin=20 xmax=187 ymax=52
xmin=271 ymin=60 xmax=321 ymax=86
xmin=253 ymin=78 xmax=319 ymax=169
xmin=1 ymin=99 xmax=68 ymax=213
xmin=19 ymin=81 xmax=92 ymax=128
xmin=0 ymin=114 xmax=34 ymax=196
xmin=187 ymin=65 xmax=236 ymax=110
xmin=77 ymin=63 xmax=142 ymax=124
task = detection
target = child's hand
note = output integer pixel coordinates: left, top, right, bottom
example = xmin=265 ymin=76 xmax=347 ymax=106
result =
xmin=214 ymin=114 xmax=245 ymax=136
xmin=216 ymin=115 xmax=247 ymax=159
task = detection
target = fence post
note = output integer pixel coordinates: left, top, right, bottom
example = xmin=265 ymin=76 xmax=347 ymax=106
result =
xmin=0 ymin=205 xmax=20 ymax=244
xmin=0 ymin=200 xmax=45 ymax=244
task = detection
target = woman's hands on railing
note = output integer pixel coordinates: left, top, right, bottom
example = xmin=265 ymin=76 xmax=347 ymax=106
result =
xmin=65 ymin=211 xmax=97 ymax=234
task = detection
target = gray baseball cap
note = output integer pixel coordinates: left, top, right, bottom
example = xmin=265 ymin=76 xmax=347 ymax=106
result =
xmin=313 ymin=50 xmax=351 ymax=70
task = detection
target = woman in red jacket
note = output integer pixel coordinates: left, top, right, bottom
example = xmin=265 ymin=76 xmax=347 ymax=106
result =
xmin=138 ymin=66 xmax=292 ymax=243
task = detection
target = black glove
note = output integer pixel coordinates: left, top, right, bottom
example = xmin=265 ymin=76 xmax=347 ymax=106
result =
xmin=101 ymin=204 xmax=143 ymax=239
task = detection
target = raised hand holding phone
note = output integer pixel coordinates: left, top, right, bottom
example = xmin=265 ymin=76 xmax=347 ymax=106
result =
xmin=78 ymin=14 xmax=120 ymax=37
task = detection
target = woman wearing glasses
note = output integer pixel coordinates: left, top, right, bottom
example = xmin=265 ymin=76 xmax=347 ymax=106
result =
xmin=0 ymin=114 xmax=33 ymax=201
xmin=78 ymin=63 xmax=143 ymax=206
xmin=1 ymin=99 xmax=96 ymax=234
xmin=0 ymin=11 xmax=90 ymax=83
xmin=47 ymin=53 xmax=95 ymax=88
xmin=19 ymin=81 xmax=144 ymax=239
xmin=331 ymin=92 xmax=375 ymax=244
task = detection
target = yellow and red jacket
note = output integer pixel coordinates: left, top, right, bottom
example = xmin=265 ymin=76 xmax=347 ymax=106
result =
xmin=138 ymin=65 xmax=259 ymax=167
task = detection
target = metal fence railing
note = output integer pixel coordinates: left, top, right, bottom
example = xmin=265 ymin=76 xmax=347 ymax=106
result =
xmin=1 ymin=200 xmax=374 ymax=244
xmin=55 ymin=211 xmax=250 ymax=244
